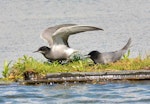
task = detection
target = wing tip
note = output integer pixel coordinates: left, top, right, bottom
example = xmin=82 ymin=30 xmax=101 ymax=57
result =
xmin=97 ymin=27 xmax=104 ymax=31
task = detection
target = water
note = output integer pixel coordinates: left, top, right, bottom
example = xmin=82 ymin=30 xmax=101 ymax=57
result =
xmin=0 ymin=81 xmax=150 ymax=104
xmin=0 ymin=0 xmax=150 ymax=103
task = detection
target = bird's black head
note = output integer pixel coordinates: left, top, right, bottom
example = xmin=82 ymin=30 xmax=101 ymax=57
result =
xmin=34 ymin=46 xmax=51 ymax=55
xmin=88 ymin=50 xmax=100 ymax=60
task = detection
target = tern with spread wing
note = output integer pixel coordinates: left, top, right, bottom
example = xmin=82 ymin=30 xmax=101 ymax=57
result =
xmin=34 ymin=24 xmax=103 ymax=62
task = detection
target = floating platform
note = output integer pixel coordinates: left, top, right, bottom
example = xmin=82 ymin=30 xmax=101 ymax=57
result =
xmin=20 ymin=70 xmax=150 ymax=85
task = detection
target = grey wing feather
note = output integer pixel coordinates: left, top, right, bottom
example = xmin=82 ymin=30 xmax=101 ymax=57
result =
xmin=121 ymin=38 xmax=131 ymax=50
xmin=112 ymin=38 xmax=132 ymax=61
xmin=102 ymin=38 xmax=132 ymax=63
xmin=40 ymin=24 xmax=76 ymax=47
xmin=52 ymin=25 xmax=103 ymax=47
xmin=41 ymin=24 xmax=103 ymax=47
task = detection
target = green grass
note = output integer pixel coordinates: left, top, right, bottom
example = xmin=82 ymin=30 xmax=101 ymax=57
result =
xmin=2 ymin=53 xmax=150 ymax=81
xmin=2 ymin=60 xmax=12 ymax=78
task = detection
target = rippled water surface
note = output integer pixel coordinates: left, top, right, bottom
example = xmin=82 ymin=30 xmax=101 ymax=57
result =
xmin=0 ymin=81 xmax=150 ymax=104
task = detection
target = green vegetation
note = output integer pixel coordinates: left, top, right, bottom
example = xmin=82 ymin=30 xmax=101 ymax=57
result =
xmin=2 ymin=60 xmax=12 ymax=78
xmin=123 ymin=50 xmax=130 ymax=60
xmin=1 ymin=53 xmax=150 ymax=81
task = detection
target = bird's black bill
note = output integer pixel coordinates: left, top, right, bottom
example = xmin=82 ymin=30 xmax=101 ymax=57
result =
xmin=84 ymin=54 xmax=91 ymax=58
xmin=99 ymin=28 xmax=104 ymax=31
xmin=33 ymin=50 xmax=39 ymax=53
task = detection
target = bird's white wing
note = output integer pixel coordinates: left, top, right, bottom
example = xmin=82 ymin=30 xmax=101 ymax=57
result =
xmin=40 ymin=24 xmax=76 ymax=47
xmin=52 ymin=25 xmax=103 ymax=47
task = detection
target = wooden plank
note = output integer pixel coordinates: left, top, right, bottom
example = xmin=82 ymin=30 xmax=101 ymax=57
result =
xmin=20 ymin=70 xmax=150 ymax=85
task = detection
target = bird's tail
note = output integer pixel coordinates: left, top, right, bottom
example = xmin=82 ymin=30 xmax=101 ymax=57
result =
xmin=121 ymin=38 xmax=132 ymax=50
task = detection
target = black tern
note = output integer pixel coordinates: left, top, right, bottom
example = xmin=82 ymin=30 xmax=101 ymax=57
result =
xmin=87 ymin=38 xmax=131 ymax=64
xmin=34 ymin=24 xmax=103 ymax=62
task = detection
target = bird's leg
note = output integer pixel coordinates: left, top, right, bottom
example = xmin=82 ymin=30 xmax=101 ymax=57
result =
xmin=58 ymin=60 xmax=63 ymax=64
xmin=48 ymin=59 xmax=53 ymax=63
xmin=65 ymin=57 xmax=74 ymax=64
xmin=60 ymin=60 xmax=70 ymax=65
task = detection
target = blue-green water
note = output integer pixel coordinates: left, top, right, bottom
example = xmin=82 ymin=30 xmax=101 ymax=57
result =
xmin=0 ymin=81 xmax=150 ymax=104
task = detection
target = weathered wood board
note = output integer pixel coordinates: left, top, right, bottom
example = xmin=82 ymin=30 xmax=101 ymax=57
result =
xmin=20 ymin=70 xmax=150 ymax=85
